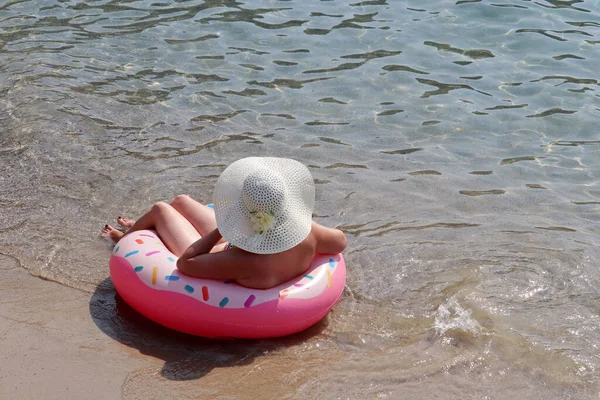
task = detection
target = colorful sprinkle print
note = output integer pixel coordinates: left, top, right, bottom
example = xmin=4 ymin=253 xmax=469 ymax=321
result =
xmin=244 ymin=295 xmax=256 ymax=308
xmin=124 ymin=250 xmax=139 ymax=258
xmin=120 ymin=232 xmax=341 ymax=310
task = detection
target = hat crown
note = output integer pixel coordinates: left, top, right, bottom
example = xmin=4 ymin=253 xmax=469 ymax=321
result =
xmin=242 ymin=170 xmax=286 ymax=213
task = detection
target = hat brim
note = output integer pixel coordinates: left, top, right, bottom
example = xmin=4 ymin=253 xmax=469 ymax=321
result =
xmin=213 ymin=157 xmax=315 ymax=254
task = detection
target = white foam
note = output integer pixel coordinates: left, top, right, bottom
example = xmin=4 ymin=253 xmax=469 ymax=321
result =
xmin=434 ymin=296 xmax=482 ymax=336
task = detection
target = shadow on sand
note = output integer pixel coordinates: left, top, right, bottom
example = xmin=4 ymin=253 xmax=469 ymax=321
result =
xmin=89 ymin=278 xmax=329 ymax=381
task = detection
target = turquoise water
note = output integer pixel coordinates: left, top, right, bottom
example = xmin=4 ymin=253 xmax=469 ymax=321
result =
xmin=1 ymin=0 xmax=600 ymax=398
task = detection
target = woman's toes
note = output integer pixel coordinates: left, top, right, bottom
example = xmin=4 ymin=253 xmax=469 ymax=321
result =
xmin=101 ymin=224 xmax=114 ymax=237
xmin=101 ymin=224 xmax=124 ymax=241
xmin=117 ymin=216 xmax=135 ymax=228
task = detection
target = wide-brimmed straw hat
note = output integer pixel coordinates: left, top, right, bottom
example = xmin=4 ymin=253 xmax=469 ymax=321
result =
xmin=213 ymin=157 xmax=315 ymax=254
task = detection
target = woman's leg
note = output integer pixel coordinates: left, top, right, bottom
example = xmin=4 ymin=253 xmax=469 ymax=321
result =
xmin=115 ymin=195 xmax=218 ymax=236
xmin=105 ymin=202 xmax=201 ymax=256
xmin=169 ymin=195 xmax=219 ymax=237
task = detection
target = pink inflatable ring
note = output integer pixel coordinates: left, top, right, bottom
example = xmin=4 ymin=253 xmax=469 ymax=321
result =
xmin=109 ymin=230 xmax=346 ymax=338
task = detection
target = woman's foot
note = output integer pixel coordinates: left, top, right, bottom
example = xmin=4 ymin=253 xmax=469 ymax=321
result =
xmin=117 ymin=216 xmax=135 ymax=229
xmin=101 ymin=224 xmax=125 ymax=242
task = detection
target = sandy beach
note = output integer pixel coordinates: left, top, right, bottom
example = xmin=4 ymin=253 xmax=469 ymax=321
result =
xmin=0 ymin=256 xmax=154 ymax=400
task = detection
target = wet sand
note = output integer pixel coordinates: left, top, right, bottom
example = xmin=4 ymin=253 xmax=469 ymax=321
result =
xmin=0 ymin=263 xmax=154 ymax=400
xmin=0 ymin=253 xmax=334 ymax=399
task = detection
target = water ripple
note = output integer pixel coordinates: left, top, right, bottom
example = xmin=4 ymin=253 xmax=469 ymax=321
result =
xmin=416 ymin=78 xmax=491 ymax=98
xmin=526 ymin=108 xmax=577 ymax=118
xmin=424 ymin=41 xmax=495 ymax=59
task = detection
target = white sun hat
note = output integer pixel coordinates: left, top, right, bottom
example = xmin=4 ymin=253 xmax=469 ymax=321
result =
xmin=213 ymin=157 xmax=315 ymax=254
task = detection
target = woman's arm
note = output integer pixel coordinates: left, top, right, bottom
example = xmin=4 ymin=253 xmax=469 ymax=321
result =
xmin=312 ymin=222 xmax=347 ymax=254
xmin=178 ymin=228 xmax=223 ymax=261
xmin=176 ymin=228 xmax=254 ymax=281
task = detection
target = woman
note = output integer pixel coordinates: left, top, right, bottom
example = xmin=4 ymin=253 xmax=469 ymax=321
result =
xmin=102 ymin=157 xmax=347 ymax=289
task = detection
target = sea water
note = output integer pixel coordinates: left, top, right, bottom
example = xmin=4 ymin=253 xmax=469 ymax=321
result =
xmin=1 ymin=0 xmax=599 ymax=398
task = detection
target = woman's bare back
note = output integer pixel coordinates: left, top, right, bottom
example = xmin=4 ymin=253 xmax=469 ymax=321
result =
xmin=234 ymin=222 xmax=347 ymax=288
xmin=177 ymin=222 xmax=347 ymax=289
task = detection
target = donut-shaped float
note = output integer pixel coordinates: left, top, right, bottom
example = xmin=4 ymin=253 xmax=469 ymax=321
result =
xmin=109 ymin=230 xmax=346 ymax=338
